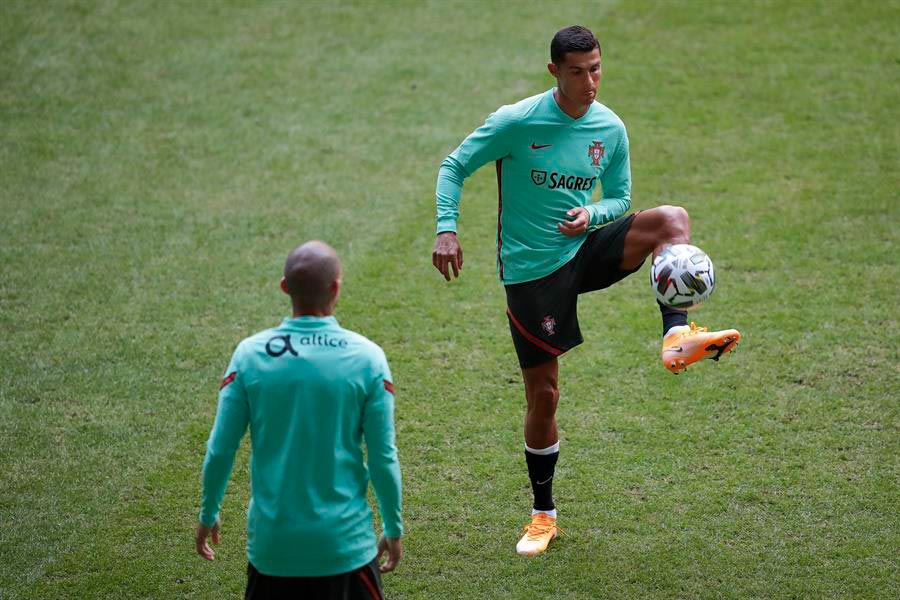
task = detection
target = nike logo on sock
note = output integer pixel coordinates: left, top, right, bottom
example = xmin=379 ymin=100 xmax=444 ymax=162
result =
xmin=536 ymin=476 xmax=553 ymax=485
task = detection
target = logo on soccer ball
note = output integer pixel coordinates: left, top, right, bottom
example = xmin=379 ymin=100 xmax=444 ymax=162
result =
xmin=531 ymin=169 xmax=547 ymax=186
xmin=649 ymin=244 xmax=716 ymax=310
xmin=541 ymin=316 xmax=556 ymax=335
xmin=588 ymin=140 xmax=605 ymax=166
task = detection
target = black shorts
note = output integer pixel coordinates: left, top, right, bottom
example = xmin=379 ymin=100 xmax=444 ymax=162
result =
xmin=505 ymin=214 xmax=642 ymax=369
xmin=245 ymin=558 xmax=384 ymax=600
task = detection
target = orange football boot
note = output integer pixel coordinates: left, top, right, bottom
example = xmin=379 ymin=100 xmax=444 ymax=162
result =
xmin=516 ymin=512 xmax=563 ymax=556
xmin=661 ymin=322 xmax=741 ymax=374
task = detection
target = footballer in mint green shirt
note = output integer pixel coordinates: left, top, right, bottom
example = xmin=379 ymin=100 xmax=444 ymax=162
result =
xmin=196 ymin=242 xmax=402 ymax=596
xmin=436 ymin=86 xmax=631 ymax=285
xmin=431 ymin=26 xmax=740 ymax=558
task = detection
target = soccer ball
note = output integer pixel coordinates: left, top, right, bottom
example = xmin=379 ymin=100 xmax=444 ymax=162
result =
xmin=650 ymin=244 xmax=715 ymax=310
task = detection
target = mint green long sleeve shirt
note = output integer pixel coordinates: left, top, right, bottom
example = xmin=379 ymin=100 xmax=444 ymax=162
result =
xmin=199 ymin=316 xmax=402 ymax=577
xmin=436 ymin=88 xmax=631 ymax=284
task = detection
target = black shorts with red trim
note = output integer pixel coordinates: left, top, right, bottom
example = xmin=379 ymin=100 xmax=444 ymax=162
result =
xmin=245 ymin=558 xmax=384 ymax=600
xmin=505 ymin=214 xmax=642 ymax=369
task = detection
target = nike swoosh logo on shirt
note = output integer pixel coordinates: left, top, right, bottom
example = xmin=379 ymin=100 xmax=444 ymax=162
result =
xmin=530 ymin=143 xmax=552 ymax=149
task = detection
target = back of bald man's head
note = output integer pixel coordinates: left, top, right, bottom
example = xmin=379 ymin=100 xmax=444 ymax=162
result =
xmin=283 ymin=241 xmax=342 ymax=310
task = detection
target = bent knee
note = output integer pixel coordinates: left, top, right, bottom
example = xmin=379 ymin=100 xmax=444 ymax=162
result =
xmin=655 ymin=204 xmax=690 ymax=239
xmin=658 ymin=204 xmax=689 ymax=225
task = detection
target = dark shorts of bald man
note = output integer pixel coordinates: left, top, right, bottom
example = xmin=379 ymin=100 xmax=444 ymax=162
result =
xmin=245 ymin=558 xmax=385 ymax=600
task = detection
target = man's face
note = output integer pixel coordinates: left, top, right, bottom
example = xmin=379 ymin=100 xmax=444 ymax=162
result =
xmin=549 ymin=47 xmax=601 ymax=106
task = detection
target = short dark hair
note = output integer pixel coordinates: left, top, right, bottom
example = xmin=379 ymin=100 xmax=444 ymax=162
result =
xmin=550 ymin=25 xmax=600 ymax=65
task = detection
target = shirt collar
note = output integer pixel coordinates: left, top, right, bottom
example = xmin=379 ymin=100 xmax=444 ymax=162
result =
xmin=281 ymin=315 xmax=339 ymax=328
xmin=546 ymin=87 xmax=595 ymax=122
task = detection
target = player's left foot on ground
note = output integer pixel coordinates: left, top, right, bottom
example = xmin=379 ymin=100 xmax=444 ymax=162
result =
xmin=516 ymin=512 xmax=562 ymax=556
xmin=661 ymin=322 xmax=741 ymax=374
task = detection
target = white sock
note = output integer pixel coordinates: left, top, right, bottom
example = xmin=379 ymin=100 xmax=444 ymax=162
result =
xmin=664 ymin=324 xmax=690 ymax=338
xmin=533 ymin=508 xmax=557 ymax=518
xmin=525 ymin=441 xmax=560 ymax=455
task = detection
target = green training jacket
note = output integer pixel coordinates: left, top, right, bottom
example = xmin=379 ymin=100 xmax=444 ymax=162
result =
xmin=436 ymin=88 xmax=631 ymax=284
xmin=199 ymin=315 xmax=402 ymax=577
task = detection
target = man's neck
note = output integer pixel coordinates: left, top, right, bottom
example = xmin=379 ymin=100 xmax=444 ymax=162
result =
xmin=292 ymin=307 xmax=333 ymax=318
xmin=553 ymin=89 xmax=590 ymax=119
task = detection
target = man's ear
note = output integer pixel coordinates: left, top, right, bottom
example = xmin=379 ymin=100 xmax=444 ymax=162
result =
xmin=280 ymin=277 xmax=289 ymax=295
xmin=547 ymin=62 xmax=559 ymax=78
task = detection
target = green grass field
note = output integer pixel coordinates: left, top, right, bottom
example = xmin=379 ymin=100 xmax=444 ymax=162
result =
xmin=1 ymin=0 xmax=898 ymax=598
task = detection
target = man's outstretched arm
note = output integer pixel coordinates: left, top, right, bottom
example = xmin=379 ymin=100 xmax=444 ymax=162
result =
xmin=432 ymin=109 xmax=514 ymax=280
xmin=196 ymin=352 xmax=249 ymax=560
xmin=363 ymin=356 xmax=404 ymax=572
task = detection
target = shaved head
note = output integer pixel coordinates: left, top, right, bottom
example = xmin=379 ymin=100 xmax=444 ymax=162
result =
xmin=283 ymin=241 xmax=342 ymax=314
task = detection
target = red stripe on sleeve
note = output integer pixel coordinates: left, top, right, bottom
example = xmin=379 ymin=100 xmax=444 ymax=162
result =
xmin=219 ymin=371 xmax=237 ymax=390
xmin=383 ymin=380 xmax=395 ymax=395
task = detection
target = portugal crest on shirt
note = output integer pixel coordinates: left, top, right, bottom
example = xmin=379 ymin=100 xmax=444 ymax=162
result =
xmin=588 ymin=140 xmax=605 ymax=166
xmin=541 ymin=316 xmax=557 ymax=336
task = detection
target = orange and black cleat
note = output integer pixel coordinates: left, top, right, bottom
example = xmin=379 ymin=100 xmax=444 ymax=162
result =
xmin=661 ymin=322 xmax=741 ymax=374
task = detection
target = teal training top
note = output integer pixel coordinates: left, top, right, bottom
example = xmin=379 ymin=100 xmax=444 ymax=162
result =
xmin=436 ymin=88 xmax=631 ymax=284
xmin=199 ymin=315 xmax=402 ymax=577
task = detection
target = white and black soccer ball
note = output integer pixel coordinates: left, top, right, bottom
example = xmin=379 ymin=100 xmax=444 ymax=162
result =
xmin=650 ymin=244 xmax=715 ymax=310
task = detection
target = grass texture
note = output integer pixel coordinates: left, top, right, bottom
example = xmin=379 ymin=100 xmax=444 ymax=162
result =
xmin=1 ymin=1 xmax=897 ymax=598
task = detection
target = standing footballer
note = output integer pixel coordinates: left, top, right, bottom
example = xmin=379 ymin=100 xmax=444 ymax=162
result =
xmin=431 ymin=26 xmax=740 ymax=556
xmin=196 ymin=241 xmax=402 ymax=598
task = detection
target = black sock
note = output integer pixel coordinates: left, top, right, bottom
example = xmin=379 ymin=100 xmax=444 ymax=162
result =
xmin=658 ymin=300 xmax=688 ymax=337
xmin=525 ymin=447 xmax=559 ymax=512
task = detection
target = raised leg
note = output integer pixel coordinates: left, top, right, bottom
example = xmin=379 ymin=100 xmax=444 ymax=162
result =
xmin=623 ymin=207 xmax=742 ymax=373
xmin=620 ymin=205 xmax=690 ymax=271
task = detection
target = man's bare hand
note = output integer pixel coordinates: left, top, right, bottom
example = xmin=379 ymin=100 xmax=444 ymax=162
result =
xmin=195 ymin=520 xmax=221 ymax=561
xmin=557 ymin=207 xmax=590 ymax=237
xmin=376 ymin=535 xmax=402 ymax=573
xmin=432 ymin=232 xmax=464 ymax=281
